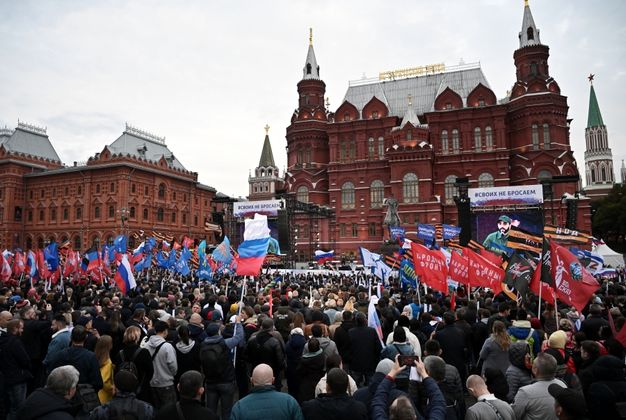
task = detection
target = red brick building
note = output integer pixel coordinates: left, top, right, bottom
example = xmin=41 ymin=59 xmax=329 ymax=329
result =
xmin=285 ymin=3 xmax=590 ymax=259
xmin=0 ymin=122 xmax=219 ymax=251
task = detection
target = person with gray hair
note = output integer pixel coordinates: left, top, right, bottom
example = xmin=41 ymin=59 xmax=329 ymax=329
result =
xmin=18 ymin=365 xmax=79 ymax=419
xmin=512 ymin=352 xmax=566 ymax=420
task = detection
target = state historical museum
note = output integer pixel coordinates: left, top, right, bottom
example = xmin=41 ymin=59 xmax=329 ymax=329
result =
xmin=282 ymin=2 xmax=591 ymax=259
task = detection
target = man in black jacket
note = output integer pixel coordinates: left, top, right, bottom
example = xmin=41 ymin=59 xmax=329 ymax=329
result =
xmin=155 ymin=370 xmax=217 ymax=420
xmin=18 ymin=365 xmax=79 ymax=420
xmin=348 ymin=312 xmax=382 ymax=387
xmin=302 ymin=368 xmax=367 ymax=420
xmin=580 ymin=304 xmax=609 ymax=341
xmin=246 ymin=318 xmax=286 ymax=390
xmin=333 ymin=311 xmax=354 ymax=372
xmin=47 ymin=325 xmax=103 ymax=392
xmin=433 ymin=311 xmax=469 ymax=384
xmin=19 ymin=305 xmax=51 ymax=392
xmin=0 ymin=319 xmax=32 ymax=419
xmin=89 ymin=371 xmax=155 ymax=420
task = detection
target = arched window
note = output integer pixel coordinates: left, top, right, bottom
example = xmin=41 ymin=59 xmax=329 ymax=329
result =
xmin=92 ymin=236 xmax=100 ymax=249
xmin=158 ymin=183 xmax=165 ymax=199
xmin=341 ymin=182 xmax=355 ymax=209
xmin=531 ymin=124 xmax=539 ymax=150
xmin=63 ymin=208 xmax=69 ymax=220
xmin=474 ymin=127 xmax=482 ymax=151
xmin=76 ymin=207 xmax=82 ymax=220
xmin=349 ymin=141 xmax=356 ymax=160
xmin=143 ymin=208 xmax=149 ymax=220
xmin=172 ymin=212 xmax=176 ymax=223
xmin=478 ymin=172 xmax=494 ymax=188
xmin=95 ymin=184 xmax=100 ymax=194
xmin=441 ymin=130 xmax=449 ymax=154
xmin=378 ymin=137 xmax=385 ymax=158
xmin=527 ymin=27 xmax=534 ymax=40
xmin=601 ymin=165 xmax=607 ymax=182
xmin=368 ymin=137 xmax=375 ymax=159
xmin=591 ymin=167 xmax=596 ymax=183
xmin=297 ymin=186 xmax=309 ymax=203
xmin=50 ymin=207 xmax=56 ymax=221
xmin=370 ymin=180 xmax=384 ymax=208
xmin=110 ymin=183 xmax=115 ymax=193
xmin=403 ymin=173 xmax=419 ymax=204
xmin=452 ymin=129 xmax=460 ymax=153
xmin=108 ymin=205 xmax=115 ymax=218
xmin=485 ymin=126 xmax=493 ymax=150
xmin=131 ymin=184 xmax=136 ymax=194
xmin=94 ymin=206 xmax=100 ymax=218
xmin=538 ymin=170 xmax=552 ymax=182
xmin=157 ymin=208 xmax=164 ymax=222
xmin=106 ymin=236 xmax=114 ymax=246
xmin=306 ymin=63 xmax=312 ymax=75
xmin=73 ymin=235 xmax=81 ymax=251
xmin=444 ymin=175 xmax=458 ymax=204
xmin=543 ymin=123 xmax=550 ymax=149
xmin=182 ymin=213 xmax=187 ymax=225
xmin=130 ymin=207 xmax=136 ymax=218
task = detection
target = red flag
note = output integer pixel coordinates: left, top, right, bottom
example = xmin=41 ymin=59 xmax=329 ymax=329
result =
xmin=465 ymin=248 xmax=504 ymax=295
xmin=268 ymin=288 xmax=273 ymax=317
xmin=450 ymin=292 xmax=456 ymax=311
xmin=530 ymin=257 xmax=556 ymax=302
xmin=449 ymin=250 xmax=470 ymax=285
xmin=36 ymin=250 xmax=50 ymax=279
xmin=550 ymin=241 xmax=599 ymax=312
xmin=182 ymin=236 xmax=194 ymax=249
xmin=410 ymin=243 xmax=448 ymax=294
xmin=13 ymin=252 xmax=25 ymax=277
xmin=0 ymin=254 xmax=12 ymax=282
xmin=64 ymin=251 xmax=79 ymax=277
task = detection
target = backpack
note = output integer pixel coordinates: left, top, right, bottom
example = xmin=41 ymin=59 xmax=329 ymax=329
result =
xmin=116 ymin=348 xmax=143 ymax=390
xmin=511 ymin=329 xmax=535 ymax=360
xmin=200 ymin=340 xmax=230 ymax=382
xmin=108 ymin=404 xmax=139 ymax=420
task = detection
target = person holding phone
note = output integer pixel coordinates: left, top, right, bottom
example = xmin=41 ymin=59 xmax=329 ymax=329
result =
xmin=371 ymin=355 xmax=446 ymax=420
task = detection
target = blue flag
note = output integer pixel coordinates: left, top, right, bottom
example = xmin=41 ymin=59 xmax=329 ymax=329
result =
xmin=399 ymin=259 xmax=418 ymax=289
xmin=175 ymin=248 xmax=191 ymax=276
xmin=114 ymin=235 xmax=127 ymax=254
xmin=166 ymin=250 xmax=177 ymax=271
xmin=156 ymin=251 xmax=170 ymax=269
xmin=417 ymin=224 xmax=436 ymax=243
xmin=44 ymin=242 xmax=59 ymax=271
xmin=442 ymin=224 xmax=462 ymax=240
xmin=144 ymin=237 xmax=156 ymax=254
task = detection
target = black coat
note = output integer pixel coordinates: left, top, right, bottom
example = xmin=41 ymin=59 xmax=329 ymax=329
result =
xmin=348 ymin=326 xmax=382 ymax=373
xmin=333 ymin=320 xmax=354 ymax=364
xmin=246 ymin=330 xmax=285 ymax=374
xmin=296 ymin=351 xmax=326 ymax=403
xmin=21 ymin=318 xmax=52 ymax=361
xmin=580 ymin=315 xmax=609 ymax=341
xmin=0 ymin=333 xmax=33 ymax=385
xmin=113 ymin=343 xmax=154 ymax=402
xmin=353 ymin=372 xmax=405 ymax=418
xmin=17 ymin=388 xmax=77 ymax=420
xmin=302 ymin=394 xmax=368 ymax=420
xmin=155 ymin=398 xmax=217 ymax=420
xmin=434 ymin=324 xmax=468 ymax=380
xmin=47 ymin=346 xmax=103 ymax=391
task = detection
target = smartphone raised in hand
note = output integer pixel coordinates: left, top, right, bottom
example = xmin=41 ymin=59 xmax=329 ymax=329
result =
xmin=398 ymin=355 xmax=420 ymax=367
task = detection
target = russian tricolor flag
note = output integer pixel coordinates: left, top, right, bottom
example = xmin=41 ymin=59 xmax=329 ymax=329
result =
xmin=236 ymin=213 xmax=271 ymax=276
xmin=314 ymin=249 xmax=334 ymax=265
xmin=115 ymin=254 xmax=136 ymax=295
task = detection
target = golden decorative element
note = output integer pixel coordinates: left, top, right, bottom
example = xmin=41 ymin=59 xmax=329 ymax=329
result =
xmin=379 ymin=63 xmax=445 ymax=81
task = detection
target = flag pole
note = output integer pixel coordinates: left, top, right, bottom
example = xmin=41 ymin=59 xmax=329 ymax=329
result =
xmin=554 ymin=294 xmax=559 ymax=327
xmin=537 ymin=272 xmax=542 ymax=319
xmin=232 ymin=277 xmax=247 ymax=367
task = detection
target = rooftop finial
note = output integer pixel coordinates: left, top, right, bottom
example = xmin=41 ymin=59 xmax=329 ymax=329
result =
xmin=264 ymin=124 xmax=270 ymax=135
xmin=309 ymin=28 xmax=313 ymax=46
xmin=524 ymin=0 xmax=529 ymax=6
xmin=325 ymin=97 xmax=330 ymax=108
xmin=588 ymin=73 xmax=595 ymax=84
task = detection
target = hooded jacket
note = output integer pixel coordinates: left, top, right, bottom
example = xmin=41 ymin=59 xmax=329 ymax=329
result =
xmin=506 ymin=341 xmax=532 ymax=402
xmin=188 ymin=323 xmax=208 ymax=342
xmin=145 ymin=335 xmax=177 ymax=387
xmin=304 ymin=336 xmax=339 ymax=360
xmin=302 ymin=393 xmax=368 ymax=420
xmin=174 ymin=339 xmax=201 ymax=383
xmin=200 ymin=323 xmax=243 ymax=384
xmin=508 ymin=320 xmax=541 ymax=356
xmin=587 ymin=355 xmax=626 ymax=419
xmin=296 ymin=349 xmax=326 ymax=402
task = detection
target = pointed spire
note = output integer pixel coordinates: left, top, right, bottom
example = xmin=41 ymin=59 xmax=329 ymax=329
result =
xmin=259 ymin=125 xmax=276 ymax=167
xmin=519 ymin=0 xmax=541 ymax=48
xmin=400 ymin=94 xmax=419 ymax=128
xmin=302 ymin=28 xmax=320 ymax=80
xmin=587 ymin=81 xmax=604 ymax=128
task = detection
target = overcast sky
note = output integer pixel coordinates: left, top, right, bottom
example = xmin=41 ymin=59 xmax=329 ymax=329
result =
xmin=1 ymin=0 xmax=624 ymax=198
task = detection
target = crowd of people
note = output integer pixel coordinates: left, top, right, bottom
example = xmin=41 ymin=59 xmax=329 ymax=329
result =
xmin=0 ymin=269 xmax=625 ymax=419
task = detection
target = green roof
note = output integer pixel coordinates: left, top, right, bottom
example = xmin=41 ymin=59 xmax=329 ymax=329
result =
xmin=258 ymin=134 xmax=276 ymax=167
xmin=587 ymin=84 xmax=604 ymax=128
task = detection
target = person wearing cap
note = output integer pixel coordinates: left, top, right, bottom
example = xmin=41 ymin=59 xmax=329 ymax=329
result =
xmin=512 ymin=352 xmax=566 ymax=420
xmin=483 ymin=215 xmax=513 ymax=255
xmin=466 ymin=374 xmax=515 ymax=420
xmin=88 ymin=370 xmax=155 ymax=420
xmin=547 ymin=383 xmax=588 ymax=420
xmin=200 ymin=315 xmax=243 ymax=420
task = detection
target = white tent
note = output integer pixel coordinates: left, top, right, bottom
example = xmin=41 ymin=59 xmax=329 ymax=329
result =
xmin=593 ymin=242 xmax=625 ymax=268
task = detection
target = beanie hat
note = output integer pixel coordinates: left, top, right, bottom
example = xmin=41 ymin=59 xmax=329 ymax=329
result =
xmin=548 ymin=330 xmax=567 ymax=350
xmin=375 ymin=359 xmax=395 ymax=375
xmin=230 ymin=303 xmax=239 ymax=314
xmin=206 ymin=323 xmax=220 ymax=337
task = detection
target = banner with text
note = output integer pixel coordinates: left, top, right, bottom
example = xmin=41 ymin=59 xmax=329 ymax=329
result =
xmin=234 ymin=200 xmax=284 ymax=218
xmin=468 ymin=185 xmax=543 ymax=208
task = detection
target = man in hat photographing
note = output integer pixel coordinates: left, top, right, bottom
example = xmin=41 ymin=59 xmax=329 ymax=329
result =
xmin=483 ymin=215 xmax=512 ymax=254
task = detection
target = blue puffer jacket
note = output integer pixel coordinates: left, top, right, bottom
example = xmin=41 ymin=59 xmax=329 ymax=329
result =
xmin=507 ymin=320 xmax=541 ymax=356
xmin=230 ymin=385 xmax=303 ymax=420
